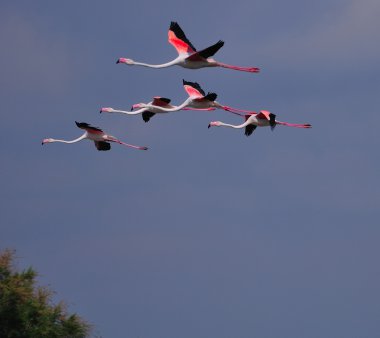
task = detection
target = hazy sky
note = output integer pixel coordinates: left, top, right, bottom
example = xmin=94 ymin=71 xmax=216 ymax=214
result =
xmin=1 ymin=1 xmax=379 ymax=337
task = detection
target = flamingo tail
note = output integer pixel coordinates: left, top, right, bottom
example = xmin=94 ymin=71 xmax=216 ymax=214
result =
xmin=217 ymin=62 xmax=260 ymax=73
xmin=182 ymin=107 xmax=215 ymax=111
xmin=276 ymin=121 xmax=312 ymax=128
xmin=222 ymin=105 xmax=256 ymax=116
xmin=112 ymin=138 xmax=148 ymax=150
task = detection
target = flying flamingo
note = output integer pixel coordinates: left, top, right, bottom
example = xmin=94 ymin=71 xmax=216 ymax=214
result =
xmin=208 ymin=110 xmax=312 ymax=136
xmin=101 ymin=96 xmax=215 ymax=123
xmin=101 ymin=80 xmax=247 ymax=118
xmin=42 ymin=122 xmax=148 ymax=151
xmin=116 ymin=22 xmax=260 ymax=73
xmin=130 ymin=80 xmax=243 ymax=111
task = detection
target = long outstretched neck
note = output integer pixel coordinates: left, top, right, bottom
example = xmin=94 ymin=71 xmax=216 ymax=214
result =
xmin=50 ymin=133 xmax=87 ymax=144
xmin=131 ymin=58 xmax=180 ymax=69
xmin=216 ymin=120 xmax=252 ymax=129
xmin=276 ymin=121 xmax=312 ymax=128
xmin=102 ymin=108 xmax=146 ymax=115
xmin=217 ymin=62 xmax=260 ymax=73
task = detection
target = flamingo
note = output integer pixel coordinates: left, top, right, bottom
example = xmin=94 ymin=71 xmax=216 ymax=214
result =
xmin=130 ymin=80 xmax=243 ymax=111
xmin=42 ymin=122 xmax=148 ymax=151
xmin=116 ymin=22 xmax=260 ymax=73
xmin=101 ymin=80 xmax=247 ymax=119
xmin=101 ymin=96 xmax=215 ymax=123
xmin=208 ymin=110 xmax=312 ymax=136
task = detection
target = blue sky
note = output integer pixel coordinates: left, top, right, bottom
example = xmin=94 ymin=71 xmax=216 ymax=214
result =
xmin=1 ymin=0 xmax=379 ymax=337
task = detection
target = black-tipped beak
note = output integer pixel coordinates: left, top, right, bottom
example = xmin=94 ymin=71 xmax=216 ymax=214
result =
xmin=41 ymin=142 xmax=44 ymax=145
xmin=116 ymin=59 xmax=120 ymax=64
xmin=130 ymin=106 xmax=134 ymax=111
xmin=99 ymin=110 xmax=102 ymax=114
xmin=208 ymin=124 xmax=211 ymax=129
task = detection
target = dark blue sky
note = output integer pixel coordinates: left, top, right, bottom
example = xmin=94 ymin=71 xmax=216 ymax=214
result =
xmin=1 ymin=1 xmax=379 ymax=337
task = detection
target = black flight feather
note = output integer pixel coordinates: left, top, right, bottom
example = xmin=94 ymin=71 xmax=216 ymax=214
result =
xmin=170 ymin=22 xmax=197 ymax=52
xmin=197 ymin=40 xmax=224 ymax=59
xmin=142 ymin=111 xmax=156 ymax=123
xmin=94 ymin=141 xmax=111 ymax=151
xmin=245 ymin=124 xmax=257 ymax=136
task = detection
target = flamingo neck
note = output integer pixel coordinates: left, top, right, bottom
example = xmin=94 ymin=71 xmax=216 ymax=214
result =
xmin=132 ymin=58 xmax=180 ymax=69
xmin=110 ymin=108 xmax=144 ymax=115
xmin=217 ymin=62 xmax=260 ymax=73
xmin=49 ymin=134 xmax=87 ymax=144
xmin=218 ymin=120 xmax=251 ymax=129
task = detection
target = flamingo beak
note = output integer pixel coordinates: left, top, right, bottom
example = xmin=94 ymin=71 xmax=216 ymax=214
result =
xmin=208 ymin=124 xmax=211 ymax=129
xmin=131 ymin=106 xmax=134 ymax=111
xmin=116 ymin=59 xmax=120 ymax=64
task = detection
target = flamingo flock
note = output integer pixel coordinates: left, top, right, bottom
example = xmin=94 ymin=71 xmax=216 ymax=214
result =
xmin=43 ymin=21 xmax=311 ymax=152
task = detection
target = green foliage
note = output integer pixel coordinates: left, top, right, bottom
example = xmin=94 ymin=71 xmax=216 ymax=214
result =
xmin=0 ymin=249 xmax=91 ymax=338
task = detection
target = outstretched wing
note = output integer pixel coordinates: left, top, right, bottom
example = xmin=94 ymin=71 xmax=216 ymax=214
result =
xmin=75 ymin=121 xmax=104 ymax=134
xmin=94 ymin=141 xmax=111 ymax=151
xmin=152 ymin=97 xmax=171 ymax=106
xmin=142 ymin=111 xmax=156 ymax=123
xmin=245 ymin=124 xmax=257 ymax=136
xmin=186 ymin=40 xmax=224 ymax=61
xmin=244 ymin=115 xmax=257 ymax=136
xmin=183 ymin=79 xmax=205 ymax=98
xmin=168 ymin=22 xmax=197 ymax=55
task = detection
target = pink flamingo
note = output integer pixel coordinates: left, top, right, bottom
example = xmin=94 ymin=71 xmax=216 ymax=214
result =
xmin=116 ymin=22 xmax=260 ymax=73
xmin=101 ymin=81 xmax=248 ymax=117
xmin=42 ymin=122 xmax=148 ymax=151
xmin=101 ymin=96 xmax=215 ymax=123
xmin=208 ymin=111 xmax=311 ymax=136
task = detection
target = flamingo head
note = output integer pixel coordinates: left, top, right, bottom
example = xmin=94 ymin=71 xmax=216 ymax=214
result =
xmin=100 ymin=107 xmax=113 ymax=113
xmin=42 ymin=138 xmax=54 ymax=145
xmin=116 ymin=58 xmax=134 ymax=65
xmin=208 ymin=121 xmax=222 ymax=128
xmin=131 ymin=103 xmax=146 ymax=111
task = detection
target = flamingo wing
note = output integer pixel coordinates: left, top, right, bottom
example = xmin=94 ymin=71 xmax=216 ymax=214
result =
xmin=244 ymin=115 xmax=257 ymax=136
xmin=94 ymin=141 xmax=111 ymax=151
xmin=203 ymin=92 xmax=217 ymax=102
xmin=152 ymin=97 xmax=171 ymax=106
xmin=75 ymin=121 xmax=104 ymax=135
xmin=186 ymin=40 xmax=224 ymax=61
xmin=168 ymin=22 xmax=197 ymax=55
xmin=245 ymin=124 xmax=257 ymax=136
xmin=256 ymin=110 xmax=276 ymax=128
xmin=142 ymin=111 xmax=156 ymax=123
xmin=183 ymin=79 xmax=205 ymax=98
